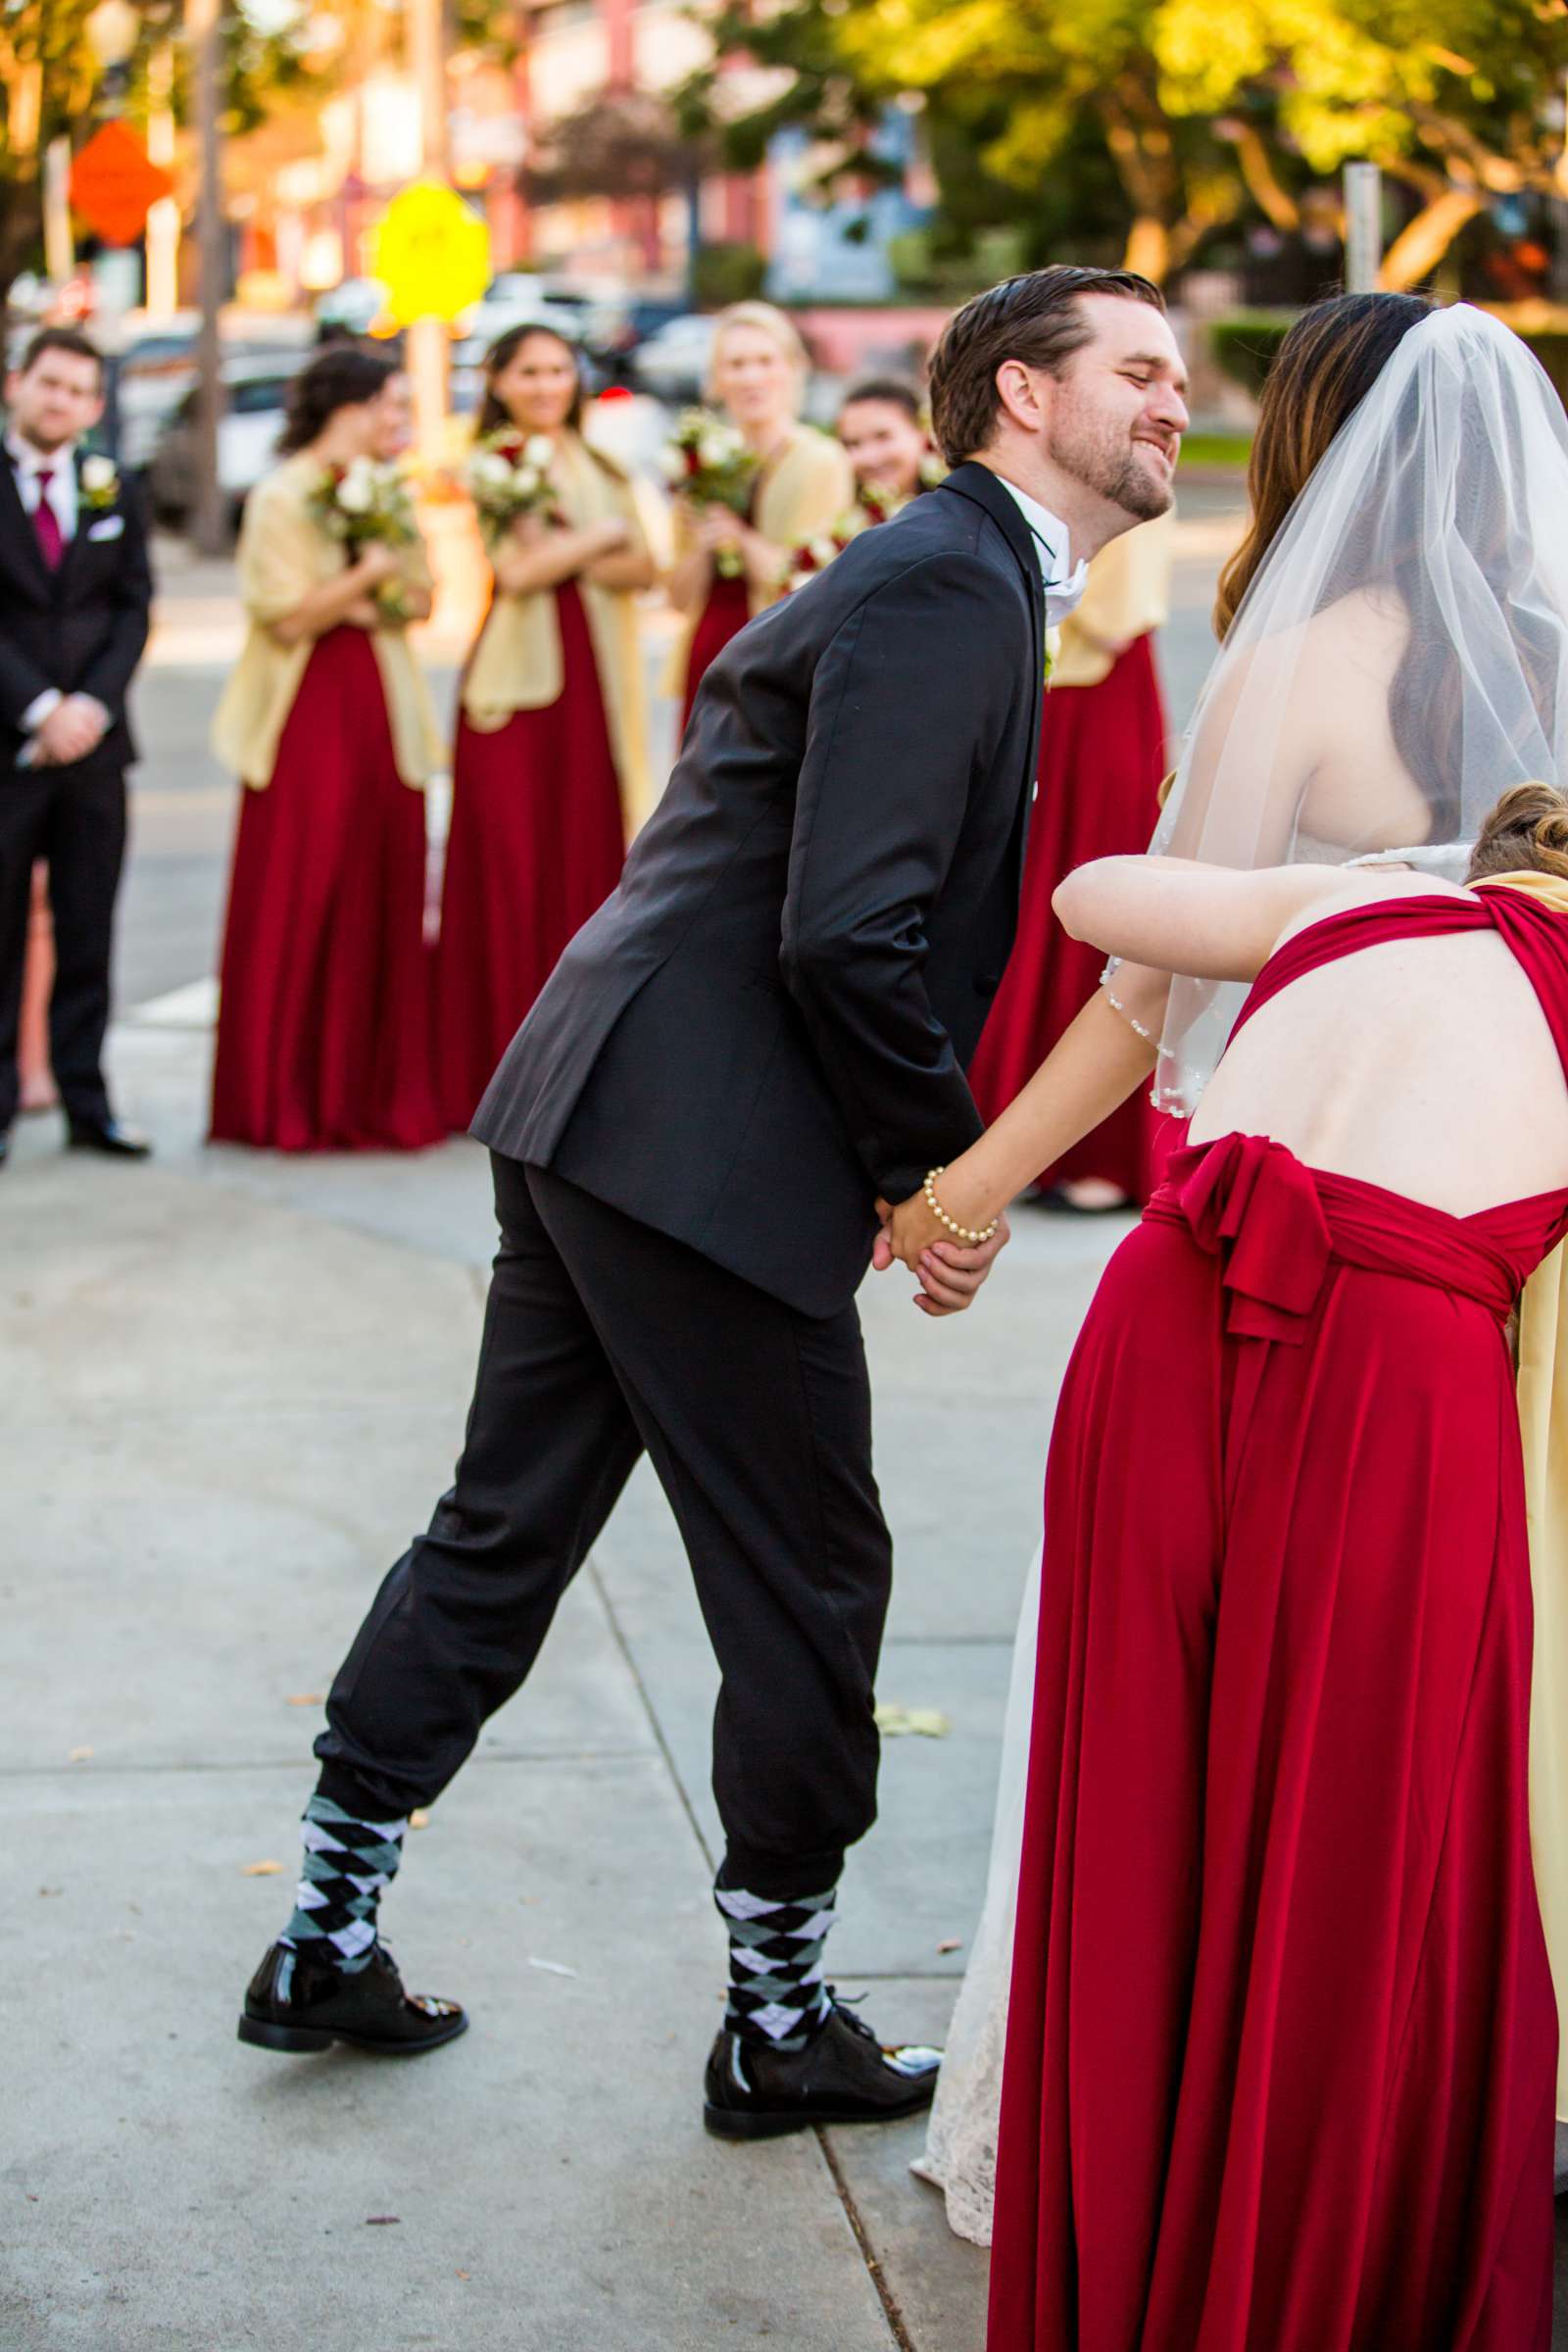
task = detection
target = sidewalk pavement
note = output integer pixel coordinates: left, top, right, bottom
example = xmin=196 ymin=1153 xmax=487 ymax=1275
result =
xmin=3 ymin=1004 xmax=1128 ymax=2352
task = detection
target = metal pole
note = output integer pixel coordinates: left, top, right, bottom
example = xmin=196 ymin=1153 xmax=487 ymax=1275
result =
xmin=408 ymin=0 xmax=450 ymax=471
xmin=145 ymin=43 xmax=180 ymax=322
xmin=43 ymin=136 xmax=75 ymax=288
xmin=1343 ymin=161 xmax=1383 ymax=295
xmin=189 ymin=0 xmax=227 ymax=554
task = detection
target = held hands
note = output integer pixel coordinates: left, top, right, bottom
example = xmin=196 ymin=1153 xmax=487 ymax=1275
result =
xmin=34 ymin=695 xmax=108 ymax=766
xmin=694 ymin=505 xmax=744 ymax=559
xmin=355 ymin=542 xmax=401 ymax=589
xmin=872 ymin=1197 xmax=1011 ymax=1317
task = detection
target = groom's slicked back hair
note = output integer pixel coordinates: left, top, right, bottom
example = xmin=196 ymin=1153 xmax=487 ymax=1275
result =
xmin=928 ymin=266 xmax=1164 ymax=466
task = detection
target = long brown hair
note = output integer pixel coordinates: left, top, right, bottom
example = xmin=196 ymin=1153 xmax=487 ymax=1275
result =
xmin=1214 ymin=293 xmax=1434 ymax=640
xmin=476 ymin=324 xmax=585 ymax=438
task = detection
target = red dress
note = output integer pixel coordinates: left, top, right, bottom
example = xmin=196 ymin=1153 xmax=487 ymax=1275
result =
xmin=210 ymin=626 xmax=441 ymax=1152
xmin=968 ymin=635 xmax=1168 ymax=1200
xmin=433 ymin=579 xmax=625 ymax=1133
xmin=679 ymin=570 xmax=752 ymax=736
xmin=989 ymin=887 xmax=1565 ymax=2352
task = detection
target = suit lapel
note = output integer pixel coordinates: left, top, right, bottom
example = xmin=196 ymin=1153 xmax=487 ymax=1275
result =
xmin=937 ymin=465 xmax=1047 ymax=906
xmin=52 ymin=453 xmax=92 ymax=597
xmin=0 ymin=450 xmax=54 ymax=598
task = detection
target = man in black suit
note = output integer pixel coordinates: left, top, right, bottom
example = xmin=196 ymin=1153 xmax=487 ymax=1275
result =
xmin=240 ymin=270 xmax=1190 ymax=2132
xmin=0 ymin=326 xmax=154 ymax=1165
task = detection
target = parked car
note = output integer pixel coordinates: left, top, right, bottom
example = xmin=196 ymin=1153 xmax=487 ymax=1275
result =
xmin=147 ymin=356 xmax=303 ymax=533
xmin=626 ymin=313 xmax=716 ymax=407
xmin=581 ymin=291 xmax=690 ymax=384
xmin=117 ymin=312 xmax=314 ymax=471
xmin=461 ymin=273 xmax=596 ymax=355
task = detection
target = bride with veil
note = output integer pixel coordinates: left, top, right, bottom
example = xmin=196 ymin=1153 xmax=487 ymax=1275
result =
xmin=914 ymin=293 xmax=1568 ymax=2264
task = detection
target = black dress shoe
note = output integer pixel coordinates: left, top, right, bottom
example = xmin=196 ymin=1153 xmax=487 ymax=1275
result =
xmin=67 ymin=1115 xmax=151 ymax=1158
xmin=237 ymin=1939 xmax=468 ymax=2057
xmin=703 ymin=1998 xmax=941 ymax=2139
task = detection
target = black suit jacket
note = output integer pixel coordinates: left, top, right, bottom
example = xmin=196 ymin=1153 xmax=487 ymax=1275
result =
xmin=473 ymin=462 xmax=1046 ymax=1317
xmin=0 ymin=450 xmax=153 ymax=771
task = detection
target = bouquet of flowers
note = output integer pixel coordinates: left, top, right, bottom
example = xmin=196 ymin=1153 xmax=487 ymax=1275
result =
xmin=660 ymin=409 xmax=759 ymax=576
xmin=308 ymin=456 xmax=418 ymax=553
xmin=466 ymin=429 xmax=561 ymax=537
xmin=780 ymin=520 xmax=859 ymax=598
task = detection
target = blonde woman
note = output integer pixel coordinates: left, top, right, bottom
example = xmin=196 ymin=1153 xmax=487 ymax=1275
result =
xmin=668 ymin=301 xmax=852 ymax=732
xmin=433 ymin=325 xmax=656 ymax=1131
xmin=210 ymin=346 xmax=443 ymax=1152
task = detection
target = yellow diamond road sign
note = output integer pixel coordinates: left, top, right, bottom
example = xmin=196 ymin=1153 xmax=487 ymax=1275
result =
xmin=373 ymin=181 xmax=491 ymax=326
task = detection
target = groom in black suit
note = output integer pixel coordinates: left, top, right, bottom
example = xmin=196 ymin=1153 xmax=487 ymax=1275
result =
xmin=240 ymin=269 xmax=1190 ymax=2132
xmin=0 ymin=327 xmax=154 ymax=1164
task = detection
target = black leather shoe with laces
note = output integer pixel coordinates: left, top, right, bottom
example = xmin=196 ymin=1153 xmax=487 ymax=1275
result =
xmin=703 ymin=1997 xmax=941 ymax=2139
xmin=237 ymin=1939 xmax=468 ymax=2056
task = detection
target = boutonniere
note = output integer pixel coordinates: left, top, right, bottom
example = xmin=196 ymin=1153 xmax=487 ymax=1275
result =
xmin=1044 ymin=623 xmax=1061 ymax=686
xmin=79 ymin=454 xmax=120 ymax=512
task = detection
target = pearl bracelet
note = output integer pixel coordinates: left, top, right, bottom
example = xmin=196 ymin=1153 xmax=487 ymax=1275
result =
xmin=922 ymin=1167 xmax=1000 ymax=1247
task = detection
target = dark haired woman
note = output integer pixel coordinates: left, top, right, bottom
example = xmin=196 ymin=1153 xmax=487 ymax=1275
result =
xmin=835 ymin=377 xmax=937 ymax=509
xmin=211 ymin=347 xmax=443 ymax=1151
xmin=667 ymin=301 xmax=852 ymax=735
xmin=432 ymin=324 xmax=655 ymax=1131
xmin=966 ymin=517 xmax=1174 ymax=1213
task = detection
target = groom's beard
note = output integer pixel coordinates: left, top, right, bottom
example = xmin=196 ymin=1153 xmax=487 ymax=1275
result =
xmin=1049 ymin=402 xmax=1174 ymax=524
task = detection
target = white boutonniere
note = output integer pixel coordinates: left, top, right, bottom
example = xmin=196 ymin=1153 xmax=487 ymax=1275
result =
xmin=79 ymin=454 xmax=120 ymax=512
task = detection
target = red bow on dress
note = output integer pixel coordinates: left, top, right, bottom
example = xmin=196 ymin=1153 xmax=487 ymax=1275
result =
xmin=1167 ymin=1133 xmax=1333 ymax=1346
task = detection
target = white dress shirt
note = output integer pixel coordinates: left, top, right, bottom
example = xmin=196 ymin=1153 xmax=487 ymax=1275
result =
xmin=994 ymin=475 xmax=1089 ymax=624
xmin=7 ymin=433 xmax=84 ymax=741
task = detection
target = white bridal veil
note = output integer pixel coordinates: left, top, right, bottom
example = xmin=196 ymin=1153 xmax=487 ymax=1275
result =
xmin=1137 ymin=301 xmax=1568 ymax=1113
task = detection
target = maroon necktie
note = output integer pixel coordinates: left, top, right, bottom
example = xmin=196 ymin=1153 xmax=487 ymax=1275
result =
xmin=31 ymin=469 xmax=64 ymax=570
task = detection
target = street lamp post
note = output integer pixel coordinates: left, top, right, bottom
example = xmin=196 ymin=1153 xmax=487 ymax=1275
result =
xmin=189 ymin=0 xmax=227 ymax=557
xmin=408 ymin=0 xmax=452 ymax=471
xmin=83 ymin=0 xmax=141 ymax=458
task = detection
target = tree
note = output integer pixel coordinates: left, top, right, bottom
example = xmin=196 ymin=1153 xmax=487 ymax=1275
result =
xmin=686 ymin=0 xmax=1568 ymax=287
xmin=522 ymin=90 xmax=712 ymax=208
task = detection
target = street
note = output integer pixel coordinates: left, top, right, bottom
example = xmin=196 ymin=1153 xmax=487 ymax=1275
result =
xmin=9 ymin=479 xmax=1567 ymax=2349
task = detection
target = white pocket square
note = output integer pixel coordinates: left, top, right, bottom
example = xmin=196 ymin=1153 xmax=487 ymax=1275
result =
xmin=86 ymin=514 xmax=124 ymax=541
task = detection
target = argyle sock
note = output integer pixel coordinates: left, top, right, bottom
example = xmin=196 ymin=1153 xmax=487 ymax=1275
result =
xmin=715 ymin=1879 xmax=838 ymax=2049
xmin=278 ymin=1792 xmax=408 ymax=1976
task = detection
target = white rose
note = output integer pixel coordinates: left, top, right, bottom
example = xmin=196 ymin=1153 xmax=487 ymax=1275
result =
xmin=659 ymin=446 xmax=689 ymax=485
xmin=336 ymin=462 xmax=374 ymax=515
xmin=470 ymin=453 xmax=512 ymax=489
xmin=523 ymin=434 xmax=555 ymax=469
xmin=80 ymin=455 xmax=117 ymax=493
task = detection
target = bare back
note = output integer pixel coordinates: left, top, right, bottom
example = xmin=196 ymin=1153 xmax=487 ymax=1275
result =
xmin=1190 ymin=881 xmax=1568 ymax=1217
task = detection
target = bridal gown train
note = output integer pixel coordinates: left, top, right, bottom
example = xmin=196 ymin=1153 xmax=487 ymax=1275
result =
xmin=988 ymin=883 xmax=1568 ymax=2351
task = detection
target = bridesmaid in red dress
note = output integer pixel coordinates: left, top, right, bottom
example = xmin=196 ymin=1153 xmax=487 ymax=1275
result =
xmin=433 ymin=327 xmax=655 ymax=1131
xmin=668 ymin=302 xmax=852 ymax=733
xmin=210 ymin=346 xmax=443 ymax=1151
xmin=966 ymin=517 xmax=1173 ymax=1211
xmin=892 ymin=818 xmax=1568 ymax=2350
xmin=877 ymin=292 xmax=1564 ymax=2349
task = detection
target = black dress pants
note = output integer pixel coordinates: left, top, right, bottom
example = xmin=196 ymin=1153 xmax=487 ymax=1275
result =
xmin=0 ymin=752 xmax=126 ymax=1130
xmin=317 ymin=1155 xmax=893 ymax=1895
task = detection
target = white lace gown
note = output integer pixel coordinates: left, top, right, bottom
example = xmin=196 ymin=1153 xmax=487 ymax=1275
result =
xmin=911 ymin=1543 xmax=1041 ymax=2246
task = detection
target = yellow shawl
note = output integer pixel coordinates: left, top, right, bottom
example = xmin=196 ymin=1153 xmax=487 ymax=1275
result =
xmin=462 ymin=430 xmax=652 ymax=830
xmin=1050 ymin=513 xmax=1175 ymax=691
xmin=211 ymin=453 xmax=443 ymax=790
xmin=1489 ymin=867 xmax=1568 ymax=2117
xmin=663 ymin=423 xmax=854 ymax=695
